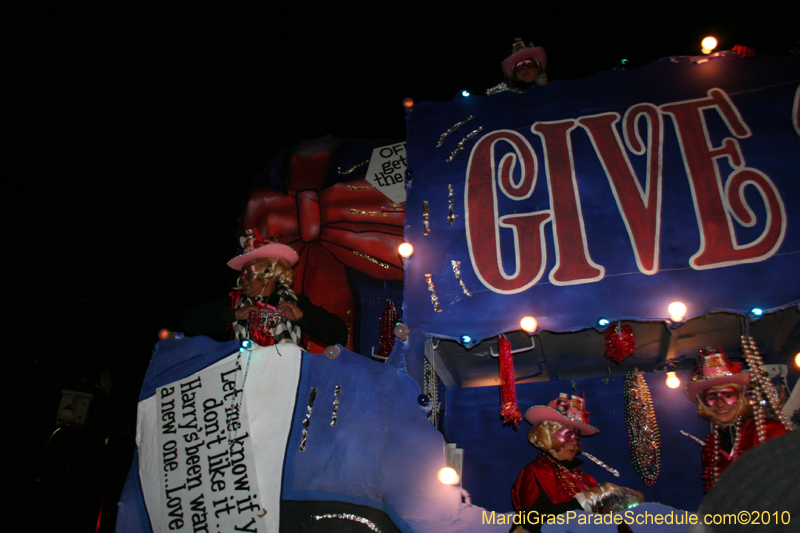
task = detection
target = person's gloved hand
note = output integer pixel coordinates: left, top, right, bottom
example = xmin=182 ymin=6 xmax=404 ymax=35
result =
xmin=576 ymin=483 xmax=644 ymax=513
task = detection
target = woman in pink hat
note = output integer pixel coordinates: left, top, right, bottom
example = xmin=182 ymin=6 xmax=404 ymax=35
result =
xmin=183 ymin=230 xmax=347 ymax=348
xmin=511 ymin=394 xmax=642 ymax=531
xmin=685 ymin=348 xmax=787 ymax=493
xmin=486 ymin=39 xmax=548 ymax=95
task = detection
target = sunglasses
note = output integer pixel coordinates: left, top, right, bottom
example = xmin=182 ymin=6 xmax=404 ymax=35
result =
xmin=241 ymin=265 xmax=259 ymax=280
xmin=513 ymin=59 xmax=538 ymax=72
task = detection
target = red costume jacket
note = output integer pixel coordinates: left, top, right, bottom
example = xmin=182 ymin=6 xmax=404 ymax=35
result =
xmin=701 ymin=417 xmax=787 ymax=493
xmin=511 ymin=454 xmax=598 ymax=512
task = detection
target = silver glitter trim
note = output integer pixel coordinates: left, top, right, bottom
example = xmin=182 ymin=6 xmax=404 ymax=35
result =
xmin=451 ymin=260 xmax=471 ymax=296
xmin=437 ymin=115 xmax=474 ymax=147
xmin=581 ymin=451 xmax=620 ymax=477
xmin=446 ymin=127 xmax=484 ymax=163
xmin=331 ymin=385 xmax=341 ymax=426
xmin=424 ymin=358 xmax=440 ymax=427
xmin=425 ymin=274 xmax=442 ymax=313
xmin=312 ymin=514 xmax=382 ymax=532
xmin=299 ymin=387 xmax=316 ymax=451
xmin=447 ymin=184 xmax=458 ymax=226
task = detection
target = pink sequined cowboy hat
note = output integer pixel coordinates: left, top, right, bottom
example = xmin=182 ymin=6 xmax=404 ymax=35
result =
xmin=684 ymin=347 xmax=750 ymax=403
xmin=502 ymin=39 xmax=547 ymax=78
xmin=227 ymin=229 xmax=299 ymax=271
xmin=524 ymin=394 xmax=598 ymax=436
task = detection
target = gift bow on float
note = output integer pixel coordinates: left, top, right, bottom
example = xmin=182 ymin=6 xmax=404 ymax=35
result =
xmin=239 ymin=178 xmax=405 ymax=351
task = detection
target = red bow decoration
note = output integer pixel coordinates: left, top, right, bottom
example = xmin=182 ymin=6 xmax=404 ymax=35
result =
xmin=604 ymin=322 xmax=636 ymax=364
xmin=239 ymin=151 xmax=404 ymax=352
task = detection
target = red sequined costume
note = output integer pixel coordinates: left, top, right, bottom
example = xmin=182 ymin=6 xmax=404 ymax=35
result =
xmin=701 ymin=417 xmax=787 ymax=493
xmin=511 ymin=454 xmax=597 ymax=514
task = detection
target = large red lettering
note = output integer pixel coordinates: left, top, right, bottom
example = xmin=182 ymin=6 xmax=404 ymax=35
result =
xmin=662 ymin=89 xmax=786 ymax=269
xmin=532 ymin=120 xmax=605 ymax=285
xmin=465 ymin=130 xmax=550 ymax=294
xmin=578 ymin=104 xmax=664 ymax=275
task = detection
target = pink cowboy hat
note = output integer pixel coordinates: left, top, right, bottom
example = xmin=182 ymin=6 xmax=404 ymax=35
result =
xmin=684 ymin=347 xmax=750 ymax=402
xmin=502 ymin=39 xmax=547 ymax=78
xmin=227 ymin=229 xmax=299 ymax=271
xmin=524 ymin=393 xmax=598 ymax=436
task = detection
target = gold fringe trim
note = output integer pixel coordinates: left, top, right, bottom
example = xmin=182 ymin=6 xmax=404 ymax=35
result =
xmin=352 ymin=250 xmax=390 ymax=269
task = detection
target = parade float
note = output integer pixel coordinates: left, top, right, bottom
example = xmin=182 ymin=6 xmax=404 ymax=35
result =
xmin=116 ymin=50 xmax=800 ymax=532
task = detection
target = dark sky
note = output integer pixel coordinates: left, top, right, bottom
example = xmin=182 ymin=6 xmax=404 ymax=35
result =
xmin=20 ymin=4 xmax=796 ymax=406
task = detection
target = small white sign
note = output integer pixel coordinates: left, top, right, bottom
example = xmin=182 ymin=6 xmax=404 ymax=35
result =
xmin=365 ymin=143 xmax=407 ymax=204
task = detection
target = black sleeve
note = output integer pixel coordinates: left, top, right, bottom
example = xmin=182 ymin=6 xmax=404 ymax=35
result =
xmin=294 ymin=294 xmax=348 ymax=347
xmin=182 ymin=297 xmax=237 ymax=338
xmin=529 ymin=478 xmax=582 ymax=516
xmin=511 ymin=481 xmax=582 ymax=533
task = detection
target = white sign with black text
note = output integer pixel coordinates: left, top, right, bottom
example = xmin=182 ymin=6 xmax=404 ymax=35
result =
xmin=137 ymin=344 xmax=303 ymax=533
xmin=366 ymin=142 xmax=407 ymax=204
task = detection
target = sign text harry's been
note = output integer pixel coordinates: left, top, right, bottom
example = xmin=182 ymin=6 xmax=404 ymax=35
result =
xmin=157 ymin=360 xmax=265 ymax=532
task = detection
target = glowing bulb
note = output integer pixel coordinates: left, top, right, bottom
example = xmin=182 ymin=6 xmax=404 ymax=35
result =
xmin=324 ymin=345 xmax=340 ymax=360
xmin=438 ymin=467 xmax=460 ymax=485
xmin=402 ymin=97 xmax=414 ymax=109
xmin=398 ymin=242 xmax=414 ymax=258
xmin=597 ymin=318 xmax=610 ymax=327
xmin=750 ymin=308 xmax=763 ymax=317
xmin=666 ymin=372 xmax=681 ymax=389
xmin=668 ymin=302 xmax=687 ymax=322
xmin=701 ymin=36 xmax=718 ymax=54
xmin=520 ymin=316 xmax=538 ymax=333
xmin=240 ymin=339 xmax=253 ymax=352
xmin=460 ymin=334 xmax=472 ymax=346
xmin=158 ymin=328 xmax=174 ymax=341
xmin=461 ymin=90 xmax=470 ymax=97
xmin=795 ymin=352 xmax=800 ymax=368
xmin=394 ymin=324 xmax=409 ymax=342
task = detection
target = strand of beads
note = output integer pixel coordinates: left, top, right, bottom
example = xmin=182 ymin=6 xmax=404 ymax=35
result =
xmin=623 ymin=370 xmax=661 ymax=486
xmin=546 ymin=455 xmax=588 ymax=497
xmin=740 ymin=336 xmax=794 ymax=433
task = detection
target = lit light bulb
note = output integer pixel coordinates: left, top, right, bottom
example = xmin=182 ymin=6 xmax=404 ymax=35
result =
xmin=460 ymin=334 xmax=473 ymax=346
xmin=324 ymin=345 xmax=340 ymax=360
xmin=701 ymin=36 xmax=718 ymax=54
xmin=520 ymin=316 xmax=538 ymax=333
xmin=438 ymin=467 xmax=460 ymax=485
xmin=750 ymin=308 xmax=763 ymax=317
xmin=461 ymin=90 xmax=470 ymax=97
xmin=794 ymin=352 xmax=800 ymax=369
xmin=597 ymin=318 xmax=610 ymax=327
xmin=394 ymin=324 xmax=409 ymax=342
xmin=158 ymin=328 xmax=174 ymax=341
xmin=666 ymin=372 xmax=681 ymax=389
xmin=668 ymin=302 xmax=687 ymax=322
xmin=398 ymin=242 xmax=414 ymax=258
xmin=402 ymin=97 xmax=414 ymax=109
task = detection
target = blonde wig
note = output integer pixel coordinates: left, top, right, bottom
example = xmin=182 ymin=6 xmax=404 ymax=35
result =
xmin=696 ymin=383 xmax=753 ymax=421
xmin=234 ymin=258 xmax=295 ymax=290
xmin=528 ymin=420 xmax=568 ymax=456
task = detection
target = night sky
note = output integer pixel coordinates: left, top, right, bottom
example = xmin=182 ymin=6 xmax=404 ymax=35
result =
xmin=18 ymin=5 xmax=796 ymax=529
